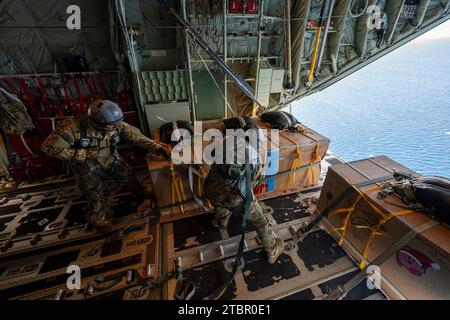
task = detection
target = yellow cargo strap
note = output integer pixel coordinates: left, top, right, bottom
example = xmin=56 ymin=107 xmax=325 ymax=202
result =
xmin=282 ymin=133 xmax=302 ymax=192
xmin=170 ymin=162 xmax=186 ymax=214
xmin=196 ymin=165 xmax=209 ymax=198
xmin=307 ymin=142 xmax=322 ymax=186
xmin=330 ymin=184 xmax=414 ymax=269
xmin=197 ymin=175 xmax=203 ymax=197
xmin=301 ymin=130 xmax=322 ymax=186
xmin=281 ymin=130 xmax=322 ymax=191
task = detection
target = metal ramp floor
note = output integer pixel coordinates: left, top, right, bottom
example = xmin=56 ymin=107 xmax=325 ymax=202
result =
xmin=0 ymin=153 xmax=385 ymax=300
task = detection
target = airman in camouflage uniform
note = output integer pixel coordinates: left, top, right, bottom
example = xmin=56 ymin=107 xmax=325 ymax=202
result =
xmin=204 ymin=129 xmax=285 ymax=264
xmin=41 ymin=100 xmax=170 ymax=230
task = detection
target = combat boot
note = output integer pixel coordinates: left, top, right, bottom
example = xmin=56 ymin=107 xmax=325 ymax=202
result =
xmin=86 ymin=209 xmax=115 ymax=234
xmin=128 ymin=189 xmax=154 ymax=209
xmin=211 ymin=213 xmax=231 ymax=229
xmin=266 ymin=238 xmax=285 ymax=264
xmin=94 ymin=222 xmax=118 ymax=235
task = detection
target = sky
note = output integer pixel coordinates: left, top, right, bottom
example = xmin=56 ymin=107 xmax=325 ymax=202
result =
xmin=415 ymin=19 xmax=450 ymax=41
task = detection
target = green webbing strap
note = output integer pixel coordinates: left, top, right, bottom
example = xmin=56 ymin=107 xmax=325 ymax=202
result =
xmin=201 ymin=163 xmax=252 ymax=300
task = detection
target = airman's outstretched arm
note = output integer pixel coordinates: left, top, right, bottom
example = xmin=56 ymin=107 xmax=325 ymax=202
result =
xmin=120 ymin=122 xmax=171 ymax=159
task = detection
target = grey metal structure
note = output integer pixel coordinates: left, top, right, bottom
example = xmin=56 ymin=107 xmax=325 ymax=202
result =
xmin=112 ymin=0 xmax=450 ymax=130
xmin=0 ymin=0 xmax=449 ymax=301
xmin=1 ymin=0 xmax=448 ymax=131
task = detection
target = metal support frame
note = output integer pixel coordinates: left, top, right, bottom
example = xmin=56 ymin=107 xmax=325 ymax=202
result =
xmin=182 ymin=0 xmax=197 ymax=122
xmin=292 ymin=0 xmax=311 ymax=92
xmin=253 ymin=0 xmax=265 ymax=115
xmin=327 ymin=0 xmax=353 ymax=74
xmin=0 ymin=70 xmax=119 ymax=79
xmin=315 ymin=0 xmax=336 ymax=77
xmin=223 ymin=0 xmax=228 ymax=118
xmin=415 ymin=0 xmax=432 ymax=29
xmin=116 ymin=0 xmax=148 ymax=135
xmin=285 ymin=0 xmax=294 ymax=86
xmin=387 ymin=0 xmax=407 ymax=45
xmin=172 ymin=216 xmax=314 ymax=270
xmin=445 ymin=0 xmax=450 ymax=14
xmin=282 ymin=13 xmax=450 ymax=106
xmin=307 ymin=0 xmax=328 ymax=84
xmin=0 ymin=174 xmax=154 ymax=258
xmin=166 ymin=5 xmax=262 ymax=109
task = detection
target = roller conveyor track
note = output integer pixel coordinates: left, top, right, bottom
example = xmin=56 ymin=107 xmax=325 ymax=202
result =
xmin=0 ymin=153 xmax=385 ymax=300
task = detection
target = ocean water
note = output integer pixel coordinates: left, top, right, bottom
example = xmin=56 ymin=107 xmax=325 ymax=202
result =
xmin=292 ymin=38 xmax=450 ymax=177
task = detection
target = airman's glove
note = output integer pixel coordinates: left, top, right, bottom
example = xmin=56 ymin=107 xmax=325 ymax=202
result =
xmin=73 ymin=149 xmax=87 ymax=162
xmin=156 ymin=145 xmax=172 ymax=160
xmin=72 ymin=149 xmax=98 ymax=162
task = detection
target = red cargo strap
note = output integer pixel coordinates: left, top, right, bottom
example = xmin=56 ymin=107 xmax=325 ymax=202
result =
xmin=17 ymin=77 xmax=39 ymax=118
xmin=1 ymin=78 xmax=20 ymax=96
xmin=83 ymin=74 xmax=96 ymax=100
xmin=69 ymin=74 xmax=86 ymax=112
xmin=36 ymin=76 xmax=49 ymax=105
xmin=118 ymin=78 xmax=128 ymax=111
xmin=85 ymin=74 xmax=99 ymax=99
xmin=97 ymin=73 xmax=107 ymax=99
xmin=60 ymin=73 xmax=70 ymax=107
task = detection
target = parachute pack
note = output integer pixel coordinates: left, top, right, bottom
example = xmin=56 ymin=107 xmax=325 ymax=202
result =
xmin=223 ymin=116 xmax=257 ymax=130
xmin=390 ymin=172 xmax=450 ymax=224
xmin=159 ymin=120 xmax=193 ymax=145
xmin=260 ymin=111 xmax=300 ymax=131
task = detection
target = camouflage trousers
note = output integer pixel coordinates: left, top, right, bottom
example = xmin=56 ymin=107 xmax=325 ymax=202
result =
xmin=204 ymin=180 xmax=276 ymax=254
xmin=72 ymin=159 xmax=142 ymax=227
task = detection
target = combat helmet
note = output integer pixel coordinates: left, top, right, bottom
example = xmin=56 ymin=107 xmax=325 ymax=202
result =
xmin=88 ymin=99 xmax=124 ymax=128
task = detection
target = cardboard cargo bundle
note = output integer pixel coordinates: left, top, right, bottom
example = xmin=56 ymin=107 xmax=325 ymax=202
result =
xmin=148 ymin=118 xmax=330 ymax=221
xmin=254 ymin=124 xmax=330 ymax=199
xmin=148 ymin=159 xmax=209 ymax=223
xmin=317 ymin=155 xmax=450 ymax=299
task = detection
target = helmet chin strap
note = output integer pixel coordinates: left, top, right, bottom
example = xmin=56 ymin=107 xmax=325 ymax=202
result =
xmin=88 ymin=118 xmax=122 ymax=135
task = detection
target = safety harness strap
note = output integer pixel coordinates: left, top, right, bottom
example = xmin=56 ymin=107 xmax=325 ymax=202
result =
xmin=201 ymin=163 xmax=252 ymax=300
xmin=188 ymin=165 xmax=215 ymax=213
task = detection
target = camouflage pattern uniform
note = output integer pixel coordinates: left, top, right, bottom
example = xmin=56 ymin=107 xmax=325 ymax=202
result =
xmin=205 ymin=164 xmax=279 ymax=257
xmin=41 ymin=115 xmax=166 ymax=227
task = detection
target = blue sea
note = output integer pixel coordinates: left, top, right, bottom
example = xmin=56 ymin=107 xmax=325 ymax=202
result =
xmin=292 ymin=37 xmax=450 ymax=177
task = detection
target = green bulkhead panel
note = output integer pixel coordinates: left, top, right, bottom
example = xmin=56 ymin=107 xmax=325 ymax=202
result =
xmin=192 ymin=70 xmax=225 ymax=121
xmin=138 ymin=49 xmax=183 ymax=71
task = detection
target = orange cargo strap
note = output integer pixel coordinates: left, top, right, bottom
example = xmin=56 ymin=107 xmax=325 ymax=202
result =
xmin=284 ymin=142 xmax=302 ymax=192
xmin=308 ymin=142 xmax=322 ymax=186
xmin=196 ymin=165 xmax=208 ymax=197
xmin=170 ymin=162 xmax=186 ymax=214
xmin=330 ymin=184 xmax=414 ymax=269
xmin=301 ymin=130 xmax=322 ymax=186
xmin=281 ymin=130 xmax=322 ymax=191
